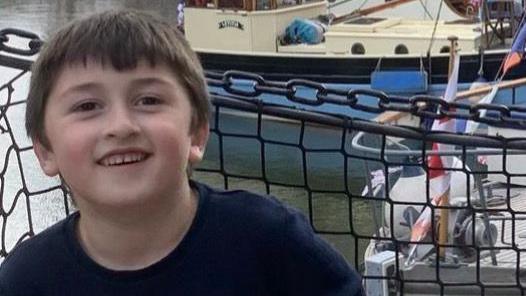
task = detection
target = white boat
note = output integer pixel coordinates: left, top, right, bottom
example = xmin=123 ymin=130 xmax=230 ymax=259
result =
xmin=185 ymin=0 xmax=524 ymax=89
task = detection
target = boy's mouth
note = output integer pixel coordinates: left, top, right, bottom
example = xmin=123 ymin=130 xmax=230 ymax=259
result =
xmin=98 ymin=152 xmax=149 ymax=167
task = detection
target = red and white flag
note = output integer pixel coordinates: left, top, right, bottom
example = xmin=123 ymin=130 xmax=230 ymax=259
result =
xmin=409 ymin=53 xmax=459 ymax=243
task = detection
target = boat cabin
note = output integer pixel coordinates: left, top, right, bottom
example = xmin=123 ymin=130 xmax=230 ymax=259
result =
xmin=184 ymin=0 xmax=505 ymax=56
xmin=184 ymin=0 xmax=327 ymax=53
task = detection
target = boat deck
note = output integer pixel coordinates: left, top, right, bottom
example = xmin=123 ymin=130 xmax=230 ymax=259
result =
xmin=478 ymin=185 xmax=526 ymax=269
xmin=395 ymin=185 xmax=526 ymax=295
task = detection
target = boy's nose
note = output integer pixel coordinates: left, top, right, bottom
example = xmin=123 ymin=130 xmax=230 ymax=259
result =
xmin=103 ymin=106 xmax=140 ymax=139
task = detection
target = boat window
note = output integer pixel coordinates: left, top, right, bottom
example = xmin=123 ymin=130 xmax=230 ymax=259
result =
xmin=217 ymin=0 xmax=246 ymax=9
xmin=440 ymin=46 xmax=450 ymax=53
xmin=394 ymin=44 xmax=409 ymax=54
xmin=187 ymin=0 xmax=213 ymax=7
xmin=276 ymin=0 xmax=299 ymax=8
xmin=186 ymin=0 xmax=323 ymax=10
xmin=186 ymin=0 xmax=248 ymax=9
xmin=351 ymin=43 xmax=365 ymax=55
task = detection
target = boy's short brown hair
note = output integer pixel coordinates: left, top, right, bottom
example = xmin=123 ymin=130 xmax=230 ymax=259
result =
xmin=26 ymin=9 xmax=210 ymax=148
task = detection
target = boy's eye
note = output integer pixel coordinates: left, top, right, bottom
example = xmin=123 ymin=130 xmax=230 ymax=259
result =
xmin=138 ymin=96 xmax=162 ymax=106
xmin=73 ymin=101 xmax=100 ymax=112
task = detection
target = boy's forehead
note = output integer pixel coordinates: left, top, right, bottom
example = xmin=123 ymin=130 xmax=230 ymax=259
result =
xmin=54 ymin=57 xmax=179 ymax=81
xmin=50 ymin=58 xmax=187 ymax=96
xmin=59 ymin=56 xmax=135 ymax=72
xmin=58 ymin=54 xmax=164 ymax=70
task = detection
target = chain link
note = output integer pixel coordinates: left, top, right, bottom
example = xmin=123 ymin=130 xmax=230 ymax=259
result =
xmin=286 ymin=79 xmax=326 ymax=106
xmin=222 ymin=70 xmax=265 ymax=97
xmin=1 ymin=32 xmax=524 ymax=129
xmin=472 ymin=103 xmax=511 ymax=125
xmin=348 ymin=89 xmax=389 ymax=113
xmin=206 ymin=71 xmax=526 ymax=128
xmin=0 ymin=28 xmax=43 ymax=56
xmin=503 ymin=106 xmax=526 ymax=127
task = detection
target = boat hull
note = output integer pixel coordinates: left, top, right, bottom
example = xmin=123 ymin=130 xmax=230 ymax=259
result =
xmin=198 ymin=49 xmax=522 ymax=85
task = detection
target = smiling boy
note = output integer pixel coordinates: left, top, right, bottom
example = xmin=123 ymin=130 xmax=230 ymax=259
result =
xmin=0 ymin=10 xmax=363 ymax=295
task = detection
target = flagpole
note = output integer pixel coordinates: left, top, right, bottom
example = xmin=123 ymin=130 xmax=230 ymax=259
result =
xmin=435 ymin=36 xmax=458 ymax=260
xmin=447 ymin=37 xmax=456 ymax=77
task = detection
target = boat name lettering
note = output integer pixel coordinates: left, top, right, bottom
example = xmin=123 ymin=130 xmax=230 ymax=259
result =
xmin=218 ymin=20 xmax=244 ymax=30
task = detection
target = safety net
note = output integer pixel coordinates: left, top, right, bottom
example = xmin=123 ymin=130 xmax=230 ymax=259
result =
xmin=2 ymin=28 xmax=526 ymax=295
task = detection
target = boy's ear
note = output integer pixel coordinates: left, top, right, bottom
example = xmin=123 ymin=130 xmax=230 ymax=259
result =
xmin=33 ymin=139 xmax=60 ymax=177
xmin=188 ymin=123 xmax=209 ymax=165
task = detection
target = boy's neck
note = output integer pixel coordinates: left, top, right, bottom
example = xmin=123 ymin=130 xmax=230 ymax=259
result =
xmin=75 ymin=184 xmax=198 ymax=271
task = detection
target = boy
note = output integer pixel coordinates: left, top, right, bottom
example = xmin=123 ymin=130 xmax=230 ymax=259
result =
xmin=0 ymin=10 xmax=363 ymax=295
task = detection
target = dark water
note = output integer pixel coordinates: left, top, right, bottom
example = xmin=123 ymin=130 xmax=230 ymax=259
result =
xmin=0 ymin=0 xmax=377 ymax=267
xmin=0 ymin=0 xmax=179 ymax=37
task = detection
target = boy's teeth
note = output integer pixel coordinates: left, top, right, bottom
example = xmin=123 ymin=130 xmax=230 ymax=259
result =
xmin=102 ymin=153 xmax=146 ymax=166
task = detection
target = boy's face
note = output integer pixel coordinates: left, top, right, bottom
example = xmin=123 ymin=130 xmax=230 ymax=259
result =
xmin=33 ymin=59 xmax=208 ymax=210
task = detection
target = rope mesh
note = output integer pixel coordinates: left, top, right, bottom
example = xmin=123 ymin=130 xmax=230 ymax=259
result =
xmin=2 ymin=31 xmax=526 ymax=295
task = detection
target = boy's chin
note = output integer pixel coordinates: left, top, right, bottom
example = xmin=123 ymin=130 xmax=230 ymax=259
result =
xmin=79 ymin=191 xmax=159 ymax=212
xmin=77 ymin=184 xmax=187 ymax=214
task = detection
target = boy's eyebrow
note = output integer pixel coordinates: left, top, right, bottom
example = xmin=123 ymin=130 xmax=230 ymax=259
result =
xmin=129 ymin=77 xmax=180 ymax=88
xmin=57 ymin=82 xmax=103 ymax=97
xmin=57 ymin=77 xmax=178 ymax=98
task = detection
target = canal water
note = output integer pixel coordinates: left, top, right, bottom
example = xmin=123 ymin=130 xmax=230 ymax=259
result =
xmin=0 ymin=0 xmax=377 ymax=267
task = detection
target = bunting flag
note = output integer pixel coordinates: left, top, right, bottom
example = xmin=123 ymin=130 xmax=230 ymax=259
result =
xmin=463 ymin=85 xmax=499 ymax=134
xmin=469 ymin=0 xmax=481 ymax=11
xmin=360 ymin=167 xmax=402 ymax=196
xmin=502 ymin=21 xmax=526 ymax=76
xmin=360 ymin=169 xmax=385 ymax=196
xmin=408 ymin=53 xmax=459 ymax=244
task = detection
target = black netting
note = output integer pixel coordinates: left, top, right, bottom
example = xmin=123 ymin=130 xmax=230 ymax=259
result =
xmin=3 ymin=29 xmax=526 ymax=295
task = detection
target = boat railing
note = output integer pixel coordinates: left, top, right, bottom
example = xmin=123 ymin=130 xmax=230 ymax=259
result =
xmin=4 ymin=28 xmax=526 ymax=295
xmin=185 ymin=0 xmax=323 ymax=11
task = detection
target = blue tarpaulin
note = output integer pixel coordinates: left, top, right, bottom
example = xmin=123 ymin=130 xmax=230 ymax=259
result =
xmin=284 ymin=18 xmax=325 ymax=45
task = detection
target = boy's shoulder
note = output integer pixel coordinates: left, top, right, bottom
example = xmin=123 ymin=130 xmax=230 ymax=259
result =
xmin=193 ymin=181 xmax=364 ymax=295
xmin=193 ymin=180 xmax=317 ymax=249
xmin=194 ymin=180 xmax=299 ymax=224
xmin=193 ymin=180 xmax=307 ymax=245
xmin=0 ymin=214 xmax=75 ymax=289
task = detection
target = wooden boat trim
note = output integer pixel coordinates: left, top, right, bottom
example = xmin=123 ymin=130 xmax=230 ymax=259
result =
xmin=456 ymin=77 xmax=526 ymax=100
xmin=376 ymin=77 xmax=526 ymax=124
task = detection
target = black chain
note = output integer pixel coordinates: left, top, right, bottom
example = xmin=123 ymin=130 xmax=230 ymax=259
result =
xmin=206 ymin=70 xmax=526 ymax=129
xmin=0 ymin=28 xmax=524 ymax=129
xmin=0 ymin=28 xmax=43 ymax=56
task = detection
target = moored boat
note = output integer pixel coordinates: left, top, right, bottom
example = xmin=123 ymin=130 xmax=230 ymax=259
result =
xmin=185 ymin=0 xmax=524 ymax=89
